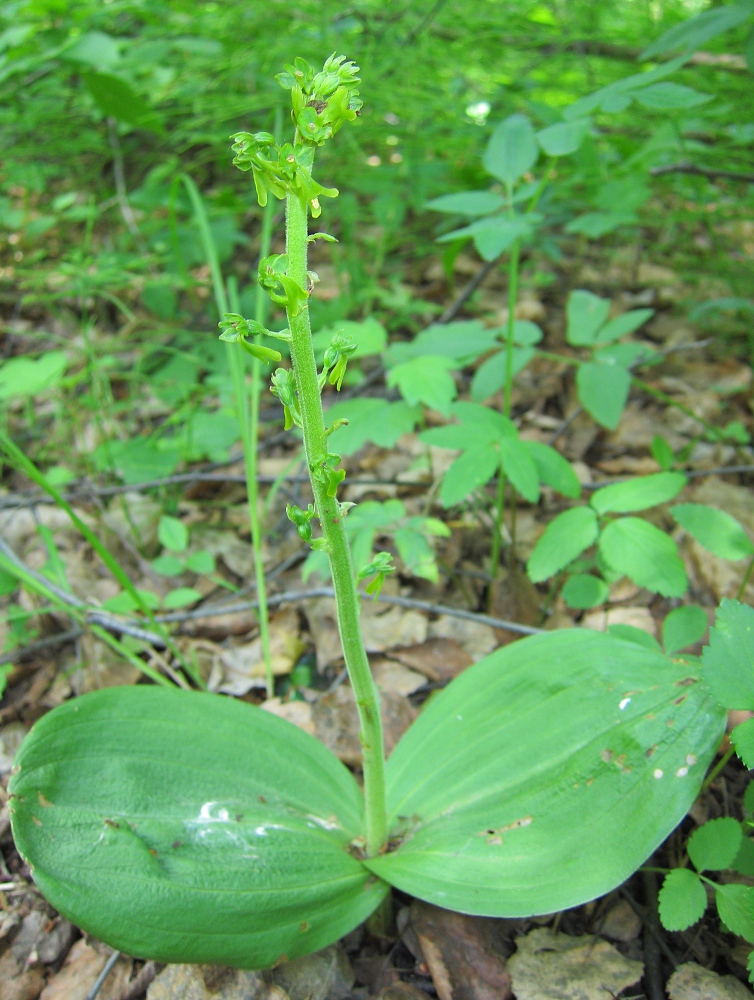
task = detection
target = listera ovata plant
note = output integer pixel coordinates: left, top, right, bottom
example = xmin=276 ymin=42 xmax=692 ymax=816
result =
xmin=6 ymin=55 xmax=741 ymax=971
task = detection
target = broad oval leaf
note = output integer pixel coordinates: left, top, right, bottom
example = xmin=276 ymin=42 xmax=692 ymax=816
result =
xmin=594 ymin=308 xmax=655 ymax=344
xmin=527 ymin=506 xmax=599 ymax=583
xmin=562 ymin=573 xmax=609 ymax=609
xmin=536 ymin=120 xmax=589 ymax=157
xmin=566 ymin=290 xmax=611 ymax=346
xmin=671 ymin=503 xmax=754 ymax=560
xmin=499 ymin=437 xmax=539 ymax=503
xmin=426 ymin=191 xmax=505 ymax=216
xmin=365 ymin=630 xmax=724 ymax=916
xmin=420 ymin=423 xmax=498 ymax=452
xmin=439 ymin=445 xmax=500 ymax=507
xmin=0 ymin=351 xmax=68 ymax=401
xmin=599 ymin=517 xmax=688 ymax=597
xmin=10 ymin=687 xmax=386 ymax=968
xmin=524 ymin=441 xmax=581 ymax=499
xmin=83 ymin=72 xmax=162 ymax=132
xmin=634 ymin=82 xmax=713 ymax=111
xmin=576 ymin=362 xmax=632 ymax=430
xmin=158 ymin=514 xmax=188 ymax=553
xmin=590 ymin=472 xmax=687 ymax=515
xmin=386 ymin=356 xmax=457 ymax=415
xmin=663 ymin=605 xmax=708 ymax=656
xmin=470 ymin=347 xmax=535 ymax=401
xmin=641 ymin=3 xmax=754 ymax=59
xmin=483 ymin=114 xmax=539 ymax=188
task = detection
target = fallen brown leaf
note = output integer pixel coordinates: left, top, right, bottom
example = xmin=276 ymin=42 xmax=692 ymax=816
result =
xmin=410 ymin=900 xmax=512 ymax=1000
xmin=388 ymin=637 xmax=472 ymax=683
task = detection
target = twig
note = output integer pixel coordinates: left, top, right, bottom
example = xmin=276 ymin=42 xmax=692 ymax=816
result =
xmin=0 ymin=537 xmax=167 ymax=648
xmin=651 ymin=161 xmax=754 ymax=185
xmin=0 ymin=472 xmax=431 ymax=509
xmin=0 ymin=628 xmax=83 ymax=667
xmin=438 ymin=257 xmax=499 ymax=323
xmin=86 ymin=950 xmax=121 ymax=1000
xmin=403 ymin=0 xmax=450 ymax=44
xmin=641 ymin=870 xmax=668 ymax=1000
xmin=107 ymin=119 xmax=146 ymax=247
xmin=156 ymin=585 xmax=545 ymax=636
xmin=118 ymin=961 xmax=160 ymax=1000
xmin=619 ymin=885 xmax=678 ymax=969
xmin=547 ymin=406 xmax=583 ymax=446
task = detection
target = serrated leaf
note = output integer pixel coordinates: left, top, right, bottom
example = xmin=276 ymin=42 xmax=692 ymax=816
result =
xmin=594 ymin=309 xmax=655 ymax=344
xmin=386 ymin=356 xmax=457 ymax=415
xmin=82 ymin=72 xmax=162 ymax=132
xmin=483 ymin=114 xmax=539 ymax=187
xmin=689 ymin=817 xmax=743 ymax=872
xmin=471 ymin=216 xmax=536 ymax=262
xmin=0 ymin=351 xmax=68 ymax=401
xmin=651 ymin=435 xmax=676 ymax=471
xmin=562 ymin=574 xmax=609 ymax=609
xmin=420 ymin=423 xmax=497 ymax=451
xmin=607 ymin=624 xmax=662 ymax=653
xmin=671 ymin=503 xmax=754 ymax=561
xmin=185 ymin=550 xmax=215 ymax=575
xmin=162 ymin=586 xmax=202 ymax=609
xmin=527 ymin=506 xmax=599 ymax=583
xmin=536 ymin=119 xmax=590 ymax=157
xmin=158 ymin=515 xmax=189 ymax=553
xmin=716 ymin=883 xmax=754 ymax=943
xmin=732 ymin=718 xmax=754 ymax=769
xmin=663 ymin=605 xmax=708 ymax=655
xmin=524 ymin=441 xmax=581 ymax=498
xmin=566 ymin=290 xmax=611 ymax=346
xmin=364 ymin=630 xmax=724 ymax=916
xmin=426 ymin=191 xmax=505 ymax=216
xmin=576 ymin=362 xmax=632 ymax=430
xmin=151 ymin=554 xmax=185 ymax=577
xmin=590 ymin=472 xmax=687 ymax=515
xmin=599 ymin=518 xmax=688 ymax=597
xmin=470 ymin=347 xmax=535 ymax=401
xmin=701 ymin=599 xmax=754 ymax=710
xmin=9 ymin=688 xmax=386 ymax=968
xmin=658 ymin=869 xmax=707 ymax=931
xmin=326 ymin=399 xmax=420 ymax=455
xmin=735 ymin=836 xmax=754 ymax=877
xmin=566 ymin=211 xmax=636 ymax=239
xmin=642 ymin=2 xmax=754 ymax=58
xmin=499 ymin=437 xmax=539 ymax=503
xmin=634 ymin=82 xmax=712 ymax=110
xmin=439 ymin=445 xmax=500 ymax=507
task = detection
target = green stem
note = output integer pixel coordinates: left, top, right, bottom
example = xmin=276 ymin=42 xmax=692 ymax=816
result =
xmin=738 ymin=553 xmax=754 ymax=601
xmin=488 ymin=229 xmax=520 ymax=585
xmin=285 ymin=186 xmax=387 ymax=857
xmin=488 ymin=465 xmax=507 ymax=586
xmin=182 ymin=174 xmax=274 ymax=697
xmin=702 ymin=746 xmax=735 ymax=792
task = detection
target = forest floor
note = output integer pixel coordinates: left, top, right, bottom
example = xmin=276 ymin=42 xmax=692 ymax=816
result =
xmin=1 ymin=250 xmax=753 ymax=1000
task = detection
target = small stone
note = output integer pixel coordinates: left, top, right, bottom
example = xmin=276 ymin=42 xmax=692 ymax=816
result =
xmin=271 ymin=944 xmax=354 ymax=1000
xmin=599 ymin=899 xmax=642 ymax=942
